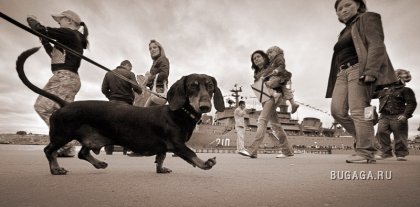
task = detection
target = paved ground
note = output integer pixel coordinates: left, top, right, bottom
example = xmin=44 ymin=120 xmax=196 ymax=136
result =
xmin=1 ymin=145 xmax=419 ymax=207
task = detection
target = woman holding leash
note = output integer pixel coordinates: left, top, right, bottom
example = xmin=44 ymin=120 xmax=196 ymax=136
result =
xmin=239 ymin=50 xmax=294 ymax=159
xmin=326 ymin=0 xmax=397 ymax=163
xmin=27 ymin=10 xmax=89 ymax=157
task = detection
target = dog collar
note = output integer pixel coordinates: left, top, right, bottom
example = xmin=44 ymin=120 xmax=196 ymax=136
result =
xmin=181 ymin=107 xmax=202 ymax=125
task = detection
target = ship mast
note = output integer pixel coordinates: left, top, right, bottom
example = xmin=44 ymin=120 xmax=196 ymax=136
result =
xmin=230 ymin=84 xmax=242 ymax=107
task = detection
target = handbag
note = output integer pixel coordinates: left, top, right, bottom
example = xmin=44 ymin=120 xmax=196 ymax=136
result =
xmin=251 ymin=77 xmax=274 ymax=104
xmin=149 ymin=74 xmax=168 ymax=105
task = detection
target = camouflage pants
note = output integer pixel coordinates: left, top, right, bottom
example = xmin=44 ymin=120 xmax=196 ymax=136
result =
xmin=34 ymin=70 xmax=81 ymax=154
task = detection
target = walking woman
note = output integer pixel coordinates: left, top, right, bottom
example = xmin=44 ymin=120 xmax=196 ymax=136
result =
xmin=326 ymin=0 xmax=397 ymax=163
xmin=27 ymin=10 xmax=89 ymax=157
xmin=240 ymin=50 xmax=294 ymax=159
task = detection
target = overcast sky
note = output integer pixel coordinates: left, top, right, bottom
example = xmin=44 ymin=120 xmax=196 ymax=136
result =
xmin=1 ymin=0 xmax=419 ymax=138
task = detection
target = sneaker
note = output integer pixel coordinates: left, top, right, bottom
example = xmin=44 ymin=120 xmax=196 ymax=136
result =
xmin=291 ymin=104 xmax=300 ymax=114
xmin=375 ymin=153 xmax=393 ymax=160
xmin=57 ymin=146 xmax=76 ymax=157
xmin=396 ymin=156 xmax=407 ymax=161
xmin=57 ymin=141 xmax=77 ymax=157
xmin=346 ymin=155 xmax=376 ymax=164
xmin=276 ymin=153 xmax=294 ymax=158
xmin=238 ymin=150 xmax=251 ymax=157
xmin=250 ymin=154 xmax=258 ymax=159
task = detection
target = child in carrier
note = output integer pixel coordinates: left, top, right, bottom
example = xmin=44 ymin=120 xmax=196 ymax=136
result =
xmin=265 ymin=46 xmax=299 ymax=114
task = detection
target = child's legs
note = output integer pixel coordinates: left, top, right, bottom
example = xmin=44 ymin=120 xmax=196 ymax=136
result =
xmin=390 ymin=116 xmax=409 ymax=157
xmin=280 ymin=85 xmax=298 ymax=107
xmin=281 ymin=85 xmax=293 ymax=100
xmin=375 ymin=116 xmax=393 ymax=155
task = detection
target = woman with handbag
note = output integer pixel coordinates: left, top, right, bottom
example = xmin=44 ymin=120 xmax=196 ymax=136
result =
xmin=144 ymin=40 xmax=170 ymax=106
xmin=128 ymin=40 xmax=169 ymax=157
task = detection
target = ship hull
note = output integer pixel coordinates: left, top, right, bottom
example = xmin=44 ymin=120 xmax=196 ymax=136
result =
xmin=187 ymin=124 xmax=354 ymax=150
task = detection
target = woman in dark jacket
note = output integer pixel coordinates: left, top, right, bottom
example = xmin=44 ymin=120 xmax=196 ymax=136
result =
xmin=144 ymin=40 xmax=170 ymax=106
xmin=326 ymin=0 xmax=397 ymax=163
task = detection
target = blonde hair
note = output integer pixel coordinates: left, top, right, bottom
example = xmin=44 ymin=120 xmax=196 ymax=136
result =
xmin=267 ymin=46 xmax=284 ymax=56
xmin=395 ymin=69 xmax=412 ymax=82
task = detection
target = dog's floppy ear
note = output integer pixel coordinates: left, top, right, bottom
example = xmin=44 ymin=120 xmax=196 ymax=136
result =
xmin=211 ymin=77 xmax=225 ymax=112
xmin=167 ymin=76 xmax=187 ymax=111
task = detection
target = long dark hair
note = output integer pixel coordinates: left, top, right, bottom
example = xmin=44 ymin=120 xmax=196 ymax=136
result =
xmin=251 ymin=50 xmax=269 ymax=73
xmin=334 ymin=0 xmax=367 ymax=13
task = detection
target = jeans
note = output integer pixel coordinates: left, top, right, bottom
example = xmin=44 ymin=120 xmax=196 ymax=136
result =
xmin=376 ymin=114 xmax=409 ymax=157
xmin=331 ymin=65 xmax=376 ymax=159
xmin=248 ymin=97 xmax=293 ymax=156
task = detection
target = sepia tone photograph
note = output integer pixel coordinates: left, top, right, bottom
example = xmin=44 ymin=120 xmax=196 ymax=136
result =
xmin=1 ymin=0 xmax=419 ymax=206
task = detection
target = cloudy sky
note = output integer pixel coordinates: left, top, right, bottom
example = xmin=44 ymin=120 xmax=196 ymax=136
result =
xmin=1 ymin=0 xmax=419 ymax=138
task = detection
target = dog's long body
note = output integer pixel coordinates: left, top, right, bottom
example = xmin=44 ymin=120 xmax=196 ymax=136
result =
xmin=17 ymin=47 xmax=225 ymax=175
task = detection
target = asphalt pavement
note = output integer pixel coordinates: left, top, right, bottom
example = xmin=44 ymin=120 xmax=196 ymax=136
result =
xmin=1 ymin=145 xmax=419 ymax=207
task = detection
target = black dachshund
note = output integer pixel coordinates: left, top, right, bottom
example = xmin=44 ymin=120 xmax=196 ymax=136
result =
xmin=16 ymin=47 xmax=225 ymax=175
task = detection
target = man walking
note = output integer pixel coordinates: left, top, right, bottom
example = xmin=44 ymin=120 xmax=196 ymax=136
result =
xmin=235 ymin=101 xmax=250 ymax=156
xmin=101 ymin=60 xmax=142 ymax=154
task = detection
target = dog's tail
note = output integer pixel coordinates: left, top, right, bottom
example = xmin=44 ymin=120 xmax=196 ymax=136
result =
xmin=16 ymin=47 xmax=67 ymax=107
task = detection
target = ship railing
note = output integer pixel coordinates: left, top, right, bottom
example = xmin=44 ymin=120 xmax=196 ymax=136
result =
xmin=194 ymin=147 xmax=332 ymax=154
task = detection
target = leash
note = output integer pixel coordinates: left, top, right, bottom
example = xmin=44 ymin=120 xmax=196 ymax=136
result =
xmin=0 ymin=12 xmax=166 ymax=100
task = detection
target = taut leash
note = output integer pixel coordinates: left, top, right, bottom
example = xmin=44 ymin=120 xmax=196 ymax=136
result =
xmin=0 ymin=12 xmax=166 ymax=100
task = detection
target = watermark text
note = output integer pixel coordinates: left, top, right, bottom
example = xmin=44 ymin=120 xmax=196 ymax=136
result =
xmin=330 ymin=170 xmax=392 ymax=180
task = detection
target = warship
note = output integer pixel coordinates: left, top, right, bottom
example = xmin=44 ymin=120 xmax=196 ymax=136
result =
xmin=130 ymin=79 xmax=354 ymax=153
xmin=186 ymin=85 xmax=354 ymax=151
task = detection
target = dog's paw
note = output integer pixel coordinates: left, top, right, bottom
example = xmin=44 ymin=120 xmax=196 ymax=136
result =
xmin=50 ymin=167 xmax=68 ymax=175
xmin=93 ymin=161 xmax=108 ymax=169
xmin=157 ymin=167 xmax=172 ymax=174
xmin=203 ymin=157 xmax=216 ymax=170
